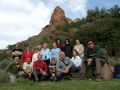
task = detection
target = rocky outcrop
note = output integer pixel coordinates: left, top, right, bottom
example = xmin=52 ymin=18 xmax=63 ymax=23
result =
xmin=73 ymin=18 xmax=81 ymax=22
xmin=67 ymin=17 xmax=73 ymax=23
xmin=40 ymin=6 xmax=68 ymax=36
xmin=49 ymin=6 xmax=67 ymax=27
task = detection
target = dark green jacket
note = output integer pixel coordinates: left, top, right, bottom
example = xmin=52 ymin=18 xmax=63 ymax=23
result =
xmin=7 ymin=62 xmax=23 ymax=75
xmin=84 ymin=46 xmax=107 ymax=61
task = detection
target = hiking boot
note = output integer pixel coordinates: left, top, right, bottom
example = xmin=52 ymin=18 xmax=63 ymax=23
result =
xmin=95 ymin=74 xmax=101 ymax=82
xmin=80 ymin=74 xmax=85 ymax=80
xmin=96 ymin=78 xmax=101 ymax=82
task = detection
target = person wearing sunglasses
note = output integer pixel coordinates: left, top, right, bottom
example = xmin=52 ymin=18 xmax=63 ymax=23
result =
xmin=80 ymin=40 xmax=106 ymax=81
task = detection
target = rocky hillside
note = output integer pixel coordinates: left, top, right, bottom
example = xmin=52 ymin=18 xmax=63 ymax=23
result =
xmin=7 ymin=5 xmax=120 ymax=57
xmin=8 ymin=6 xmax=76 ymax=50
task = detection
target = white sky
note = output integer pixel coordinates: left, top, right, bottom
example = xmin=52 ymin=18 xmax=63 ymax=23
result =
xmin=0 ymin=0 xmax=88 ymax=49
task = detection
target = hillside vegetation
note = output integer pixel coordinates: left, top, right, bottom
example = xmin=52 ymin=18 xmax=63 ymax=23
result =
xmin=7 ymin=5 xmax=120 ymax=57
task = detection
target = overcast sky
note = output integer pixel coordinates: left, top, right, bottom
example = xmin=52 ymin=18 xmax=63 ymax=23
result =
xmin=0 ymin=0 xmax=119 ymax=49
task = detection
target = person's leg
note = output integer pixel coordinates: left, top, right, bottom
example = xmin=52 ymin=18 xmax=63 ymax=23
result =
xmin=40 ymin=74 xmax=47 ymax=81
xmin=22 ymin=73 xmax=28 ymax=79
xmin=80 ymin=61 xmax=87 ymax=79
xmin=90 ymin=61 xmax=96 ymax=79
xmin=56 ymin=71 xmax=62 ymax=80
xmin=71 ymin=64 xmax=76 ymax=72
xmin=75 ymin=66 xmax=81 ymax=72
xmin=95 ymin=58 xmax=105 ymax=80
xmin=30 ymin=73 xmax=35 ymax=81
xmin=33 ymin=70 xmax=41 ymax=81
xmin=96 ymin=59 xmax=101 ymax=74
xmin=8 ymin=73 xmax=16 ymax=84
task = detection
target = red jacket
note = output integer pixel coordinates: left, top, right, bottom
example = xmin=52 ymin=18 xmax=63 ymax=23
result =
xmin=22 ymin=52 xmax=33 ymax=64
xmin=33 ymin=60 xmax=48 ymax=73
xmin=57 ymin=44 xmax=64 ymax=51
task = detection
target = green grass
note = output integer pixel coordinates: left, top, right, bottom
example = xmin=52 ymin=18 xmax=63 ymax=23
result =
xmin=0 ymin=79 xmax=120 ymax=90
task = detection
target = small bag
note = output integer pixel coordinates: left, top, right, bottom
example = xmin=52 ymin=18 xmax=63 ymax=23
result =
xmin=101 ymin=63 xmax=113 ymax=80
xmin=114 ymin=64 xmax=120 ymax=78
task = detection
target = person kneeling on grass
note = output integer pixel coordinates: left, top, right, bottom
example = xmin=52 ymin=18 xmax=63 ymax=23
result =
xmin=23 ymin=57 xmax=33 ymax=80
xmin=7 ymin=56 xmax=23 ymax=78
xmin=49 ymin=58 xmax=57 ymax=81
xmin=6 ymin=56 xmax=24 ymax=84
xmin=33 ymin=54 xmax=48 ymax=82
xmin=56 ymin=51 xmax=73 ymax=80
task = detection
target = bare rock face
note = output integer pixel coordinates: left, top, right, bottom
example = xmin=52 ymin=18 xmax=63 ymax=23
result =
xmin=67 ymin=17 xmax=73 ymax=23
xmin=49 ymin=6 xmax=67 ymax=27
xmin=73 ymin=18 xmax=81 ymax=22
xmin=40 ymin=6 xmax=68 ymax=36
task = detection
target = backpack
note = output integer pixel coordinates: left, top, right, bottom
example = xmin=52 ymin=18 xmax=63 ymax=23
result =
xmin=114 ymin=64 xmax=120 ymax=78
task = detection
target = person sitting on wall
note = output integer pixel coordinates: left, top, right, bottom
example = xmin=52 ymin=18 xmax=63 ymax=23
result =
xmin=80 ymin=40 xmax=106 ymax=81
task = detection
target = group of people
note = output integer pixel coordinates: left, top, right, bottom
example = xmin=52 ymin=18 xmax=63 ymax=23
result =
xmin=7 ymin=39 xmax=107 ymax=82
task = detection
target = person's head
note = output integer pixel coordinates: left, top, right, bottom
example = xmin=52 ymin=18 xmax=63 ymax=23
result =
xmin=72 ymin=49 xmax=79 ymax=57
xmin=14 ymin=56 xmax=20 ymax=63
xmin=37 ymin=44 xmax=42 ymax=50
xmin=35 ymin=48 xmax=40 ymax=53
xmin=26 ymin=57 xmax=31 ymax=64
xmin=75 ymin=39 xmax=81 ymax=45
xmin=60 ymin=51 xmax=65 ymax=60
xmin=87 ymin=40 xmax=94 ymax=48
xmin=37 ymin=54 xmax=42 ymax=61
xmin=15 ymin=43 xmax=20 ymax=49
xmin=56 ymin=39 xmax=61 ymax=45
xmin=65 ymin=39 xmax=70 ymax=45
xmin=53 ymin=42 xmax=57 ymax=48
xmin=26 ymin=46 xmax=30 ymax=52
xmin=43 ymin=43 xmax=48 ymax=49
xmin=50 ymin=58 xmax=57 ymax=65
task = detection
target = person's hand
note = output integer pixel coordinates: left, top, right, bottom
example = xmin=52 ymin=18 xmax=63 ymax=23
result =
xmin=65 ymin=67 xmax=69 ymax=71
xmin=19 ymin=52 xmax=23 ymax=55
xmin=63 ymin=68 xmax=69 ymax=74
xmin=28 ymin=72 xmax=32 ymax=78
xmin=40 ymin=69 xmax=47 ymax=75
xmin=12 ymin=52 xmax=15 ymax=55
xmin=87 ymin=58 xmax=92 ymax=66
xmin=43 ymin=72 xmax=47 ymax=75
xmin=40 ymin=69 xmax=43 ymax=73
xmin=16 ymin=65 xmax=20 ymax=68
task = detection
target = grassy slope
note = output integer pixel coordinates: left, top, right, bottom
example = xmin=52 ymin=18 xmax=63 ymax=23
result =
xmin=0 ymin=79 xmax=120 ymax=90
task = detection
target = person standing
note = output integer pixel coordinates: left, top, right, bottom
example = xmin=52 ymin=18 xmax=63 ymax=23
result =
xmin=32 ymin=48 xmax=40 ymax=65
xmin=74 ymin=39 xmax=84 ymax=60
xmin=63 ymin=39 xmax=73 ymax=58
xmin=40 ymin=43 xmax=51 ymax=66
xmin=12 ymin=43 xmax=23 ymax=59
xmin=51 ymin=42 xmax=61 ymax=61
xmin=56 ymin=39 xmax=64 ymax=51
xmin=22 ymin=47 xmax=33 ymax=64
